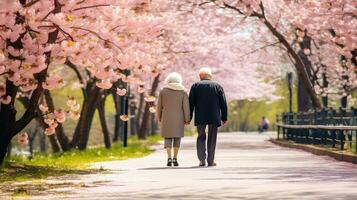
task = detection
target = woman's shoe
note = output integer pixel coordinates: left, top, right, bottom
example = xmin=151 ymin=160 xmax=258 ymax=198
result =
xmin=172 ymin=158 xmax=179 ymax=167
xmin=167 ymin=158 xmax=172 ymax=167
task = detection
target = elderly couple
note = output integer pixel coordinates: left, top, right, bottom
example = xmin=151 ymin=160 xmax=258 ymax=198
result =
xmin=157 ymin=67 xmax=228 ymax=167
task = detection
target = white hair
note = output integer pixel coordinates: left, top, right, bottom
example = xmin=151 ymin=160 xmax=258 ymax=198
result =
xmin=165 ymin=72 xmax=183 ymax=84
xmin=199 ymin=67 xmax=212 ymax=76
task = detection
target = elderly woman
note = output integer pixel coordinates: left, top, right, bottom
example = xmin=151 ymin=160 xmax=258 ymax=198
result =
xmin=157 ymin=72 xmax=190 ymax=167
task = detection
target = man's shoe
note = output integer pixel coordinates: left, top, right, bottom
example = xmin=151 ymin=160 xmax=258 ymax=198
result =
xmin=208 ymin=162 xmax=217 ymax=167
xmin=167 ymin=158 xmax=172 ymax=167
xmin=199 ymin=161 xmax=205 ymax=167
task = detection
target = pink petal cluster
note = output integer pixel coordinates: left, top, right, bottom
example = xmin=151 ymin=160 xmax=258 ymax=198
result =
xmin=0 ymin=85 xmax=11 ymax=104
xmin=116 ymin=88 xmax=127 ymax=96
xmin=120 ymin=115 xmax=129 ymax=122
xmin=43 ymin=75 xmax=65 ymax=90
xmin=149 ymin=106 xmax=156 ymax=113
xmin=144 ymin=96 xmax=156 ymax=102
xmin=18 ymin=132 xmax=29 ymax=147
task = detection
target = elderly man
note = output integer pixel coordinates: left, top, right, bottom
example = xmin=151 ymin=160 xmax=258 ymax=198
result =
xmin=189 ymin=67 xmax=228 ymax=167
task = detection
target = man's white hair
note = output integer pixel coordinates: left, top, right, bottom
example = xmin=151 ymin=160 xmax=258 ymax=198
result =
xmin=199 ymin=67 xmax=212 ymax=76
xmin=165 ymin=72 xmax=183 ymax=84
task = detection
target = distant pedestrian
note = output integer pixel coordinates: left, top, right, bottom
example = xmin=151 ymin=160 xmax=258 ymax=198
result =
xmin=259 ymin=116 xmax=269 ymax=133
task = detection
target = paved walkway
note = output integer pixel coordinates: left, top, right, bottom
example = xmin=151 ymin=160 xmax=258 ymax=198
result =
xmin=24 ymin=133 xmax=357 ymax=199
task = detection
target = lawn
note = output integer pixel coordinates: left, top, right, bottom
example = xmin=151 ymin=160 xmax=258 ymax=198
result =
xmin=0 ymin=135 xmax=162 ymax=183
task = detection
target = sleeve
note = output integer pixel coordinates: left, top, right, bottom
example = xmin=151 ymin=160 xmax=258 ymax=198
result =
xmin=183 ymin=91 xmax=191 ymax=122
xmin=156 ymin=90 xmax=163 ymax=121
xmin=218 ymin=86 xmax=228 ymax=122
xmin=188 ymin=85 xmax=195 ymax=120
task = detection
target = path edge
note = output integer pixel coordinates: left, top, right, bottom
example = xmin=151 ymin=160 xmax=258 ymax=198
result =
xmin=269 ymin=139 xmax=357 ymax=164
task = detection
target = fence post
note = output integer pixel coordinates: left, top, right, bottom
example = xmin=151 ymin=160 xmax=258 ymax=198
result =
xmin=322 ymin=108 xmax=328 ymax=145
xmin=352 ymin=107 xmax=357 ymax=153
xmin=310 ymin=111 xmax=315 ymax=145
xmin=330 ymin=108 xmax=336 ymax=148
xmin=276 ymin=114 xmax=280 ymax=139
xmin=279 ymin=107 xmax=356 ymax=152
xmin=339 ymin=107 xmax=346 ymax=150
xmin=339 ymin=130 xmax=345 ymax=150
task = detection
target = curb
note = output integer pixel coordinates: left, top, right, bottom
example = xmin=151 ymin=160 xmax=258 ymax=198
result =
xmin=269 ymin=139 xmax=357 ymax=164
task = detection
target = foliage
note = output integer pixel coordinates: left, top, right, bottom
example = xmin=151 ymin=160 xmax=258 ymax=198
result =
xmin=222 ymin=78 xmax=297 ymax=132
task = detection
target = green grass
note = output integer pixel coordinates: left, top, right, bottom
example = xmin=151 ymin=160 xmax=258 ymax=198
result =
xmin=1 ymin=135 xmax=161 ymax=183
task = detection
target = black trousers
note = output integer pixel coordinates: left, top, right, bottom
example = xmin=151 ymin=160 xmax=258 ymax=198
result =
xmin=196 ymin=124 xmax=218 ymax=165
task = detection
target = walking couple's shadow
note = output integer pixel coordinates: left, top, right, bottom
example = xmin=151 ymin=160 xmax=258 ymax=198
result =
xmin=138 ymin=166 xmax=202 ymax=170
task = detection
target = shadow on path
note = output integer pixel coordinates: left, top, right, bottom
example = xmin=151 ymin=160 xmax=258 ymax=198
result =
xmin=138 ymin=166 xmax=202 ymax=170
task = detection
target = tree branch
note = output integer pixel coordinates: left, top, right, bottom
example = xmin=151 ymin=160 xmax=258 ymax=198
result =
xmin=239 ymin=41 xmax=280 ymax=57
xmin=65 ymin=59 xmax=87 ymax=97
xmin=70 ymin=26 xmax=123 ymax=53
xmin=24 ymin=0 xmax=40 ymax=8
xmin=72 ymin=4 xmax=110 ymax=11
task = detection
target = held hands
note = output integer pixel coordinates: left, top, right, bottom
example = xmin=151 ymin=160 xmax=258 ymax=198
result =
xmin=184 ymin=121 xmax=191 ymax=125
xmin=222 ymin=121 xmax=228 ymax=125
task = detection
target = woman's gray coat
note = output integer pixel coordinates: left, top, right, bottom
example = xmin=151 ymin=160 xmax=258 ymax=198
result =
xmin=157 ymin=88 xmax=190 ymax=138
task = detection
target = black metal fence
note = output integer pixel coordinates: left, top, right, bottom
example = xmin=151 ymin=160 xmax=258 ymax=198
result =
xmin=276 ymin=107 xmax=357 ymax=153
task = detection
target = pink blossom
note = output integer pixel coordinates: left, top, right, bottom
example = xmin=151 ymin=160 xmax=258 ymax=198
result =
xmin=54 ymin=109 xmax=66 ymax=123
xmin=144 ymin=96 xmax=156 ymax=102
xmin=149 ymin=106 xmax=156 ymax=113
xmin=120 ymin=115 xmax=129 ymax=122
xmin=44 ymin=118 xmax=55 ymax=126
xmin=39 ymin=104 xmax=49 ymax=113
xmin=1 ymin=95 xmax=11 ymax=104
xmin=66 ymin=97 xmax=77 ymax=107
xmin=0 ymin=85 xmax=5 ymax=97
xmin=116 ymin=88 xmax=127 ymax=96
xmin=96 ymin=80 xmax=113 ymax=89
xmin=43 ymin=75 xmax=65 ymax=90
xmin=44 ymin=127 xmax=56 ymax=136
xmin=68 ymin=111 xmax=80 ymax=120
xmin=18 ymin=132 xmax=29 ymax=147
xmin=137 ymin=86 xmax=146 ymax=94
xmin=70 ymin=103 xmax=81 ymax=112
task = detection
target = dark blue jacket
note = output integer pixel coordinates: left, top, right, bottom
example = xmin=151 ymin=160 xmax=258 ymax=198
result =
xmin=189 ymin=79 xmax=228 ymax=126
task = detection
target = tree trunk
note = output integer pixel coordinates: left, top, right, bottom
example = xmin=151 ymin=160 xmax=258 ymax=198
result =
xmin=130 ymin=102 xmax=137 ymax=136
xmin=296 ymin=34 xmax=314 ymax=112
xmin=150 ymin=113 xmax=157 ymax=135
xmin=0 ymin=82 xmax=17 ymax=164
xmin=44 ymin=90 xmax=71 ymax=151
xmin=322 ymin=71 xmax=329 ymax=107
xmin=39 ymin=129 xmax=46 ymax=153
xmin=112 ymin=92 xmax=122 ymax=142
xmin=0 ymin=3 xmax=61 ymax=164
xmin=28 ymin=131 xmax=37 ymax=157
xmin=138 ymin=75 xmax=160 ymax=139
xmin=297 ymin=51 xmax=313 ymax=112
xmin=6 ymin=142 xmax=12 ymax=159
xmin=48 ymin=134 xmax=61 ymax=153
xmin=261 ymin=16 xmax=321 ymax=109
xmin=98 ymin=97 xmax=111 ymax=149
xmin=135 ymin=93 xmax=144 ymax=134
xmin=75 ymin=87 xmax=101 ymax=150
xmin=35 ymin=114 xmax=60 ymax=153
xmin=0 ymin=134 xmax=13 ymax=164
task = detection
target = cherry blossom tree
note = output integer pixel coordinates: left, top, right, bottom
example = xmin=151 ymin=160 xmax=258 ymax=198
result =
xmin=0 ymin=0 xmax=165 ymax=163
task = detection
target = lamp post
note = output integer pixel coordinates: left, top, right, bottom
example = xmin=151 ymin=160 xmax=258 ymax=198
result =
xmin=287 ymin=72 xmax=293 ymax=113
xmin=122 ymin=69 xmax=130 ymax=147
